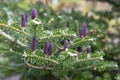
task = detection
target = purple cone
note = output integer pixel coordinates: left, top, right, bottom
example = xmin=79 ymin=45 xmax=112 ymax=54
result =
xmin=77 ymin=47 xmax=82 ymax=53
xmin=21 ymin=13 xmax=27 ymax=27
xmin=79 ymin=27 xmax=83 ymax=37
xmin=31 ymin=8 xmax=37 ymax=19
xmin=63 ymin=40 xmax=68 ymax=50
xmin=48 ymin=43 xmax=53 ymax=56
xmin=79 ymin=23 xmax=87 ymax=37
xmin=31 ymin=36 xmax=37 ymax=52
xmin=83 ymin=24 xmax=87 ymax=37
xmin=44 ymin=41 xmax=49 ymax=55
xmin=87 ymin=46 xmax=91 ymax=54
xmin=25 ymin=14 xmax=27 ymax=22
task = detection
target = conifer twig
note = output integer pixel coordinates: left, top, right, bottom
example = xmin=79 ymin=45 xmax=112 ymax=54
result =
xmin=27 ymin=63 xmax=53 ymax=70
xmin=0 ymin=29 xmax=27 ymax=47
xmin=39 ymin=34 xmax=75 ymax=41
xmin=0 ymin=23 xmax=30 ymax=36
xmin=77 ymin=66 xmax=93 ymax=70
xmin=26 ymin=54 xmax=58 ymax=64
xmin=75 ymin=56 xmax=103 ymax=63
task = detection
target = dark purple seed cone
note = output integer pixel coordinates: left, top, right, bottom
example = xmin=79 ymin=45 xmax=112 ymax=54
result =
xmin=48 ymin=43 xmax=53 ymax=56
xmin=31 ymin=8 xmax=37 ymax=19
xmin=31 ymin=36 xmax=37 ymax=52
xmin=63 ymin=40 xmax=68 ymax=50
xmin=25 ymin=14 xmax=27 ymax=22
xmin=83 ymin=24 xmax=87 ymax=37
xmin=77 ymin=47 xmax=82 ymax=53
xmin=79 ymin=27 xmax=83 ymax=38
xmin=44 ymin=41 xmax=49 ymax=55
xmin=87 ymin=46 xmax=91 ymax=54
xmin=21 ymin=13 xmax=27 ymax=27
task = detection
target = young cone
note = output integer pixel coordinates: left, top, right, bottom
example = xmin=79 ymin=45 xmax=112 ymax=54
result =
xmin=83 ymin=23 xmax=87 ymax=37
xmin=44 ymin=41 xmax=49 ymax=55
xmin=31 ymin=8 xmax=37 ymax=19
xmin=79 ymin=27 xmax=83 ymax=38
xmin=21 ymin=13 xmax=27 ymax=31
xmin=31 ymin=36 xmax=37 ymax=54
xmin=87 ymin=46 xmax=91 ymax=59
xmin=63 ymin=40 xmax=68 ymax=50
xmin=48 ymin=42 xmax=53 ymax=56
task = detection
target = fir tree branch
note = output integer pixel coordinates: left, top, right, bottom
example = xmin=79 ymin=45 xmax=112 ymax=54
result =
xmin=76 ymin=56 xmax=103 ymax=63
xmin=26 ymin=63 xmax=53 ymax=70
xmin=7 ymin=49 xmax=59 ymax=65
xmin=0 ymin=29 xmax=27 ymax=48
xmin=39 ymin=34 xmax=75 ymax=41
xmin=49 ymin=39 xmax=61 ymax=49
xmin=77 ymin=61 xmax=118 ymax=70
xmin=26 ymin=54 xmax=58 ymax=64
xmin=0 ymin=49 xmax=23 ymax=56
xmin=69 ymin=37 xmax=96 ymax=48
xmin=0 ymin=23 xmax=30 ymax=36
xmin=77 ymin=66 xmax=94 ymax=70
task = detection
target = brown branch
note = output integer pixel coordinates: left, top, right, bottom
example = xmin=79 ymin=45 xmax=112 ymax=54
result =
xmin=27 ymin=63 xmax=53 ymax=70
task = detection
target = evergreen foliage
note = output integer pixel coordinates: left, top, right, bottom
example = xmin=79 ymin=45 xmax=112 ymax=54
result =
xmin=0 ymin=0 xmax=119 ymax=80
